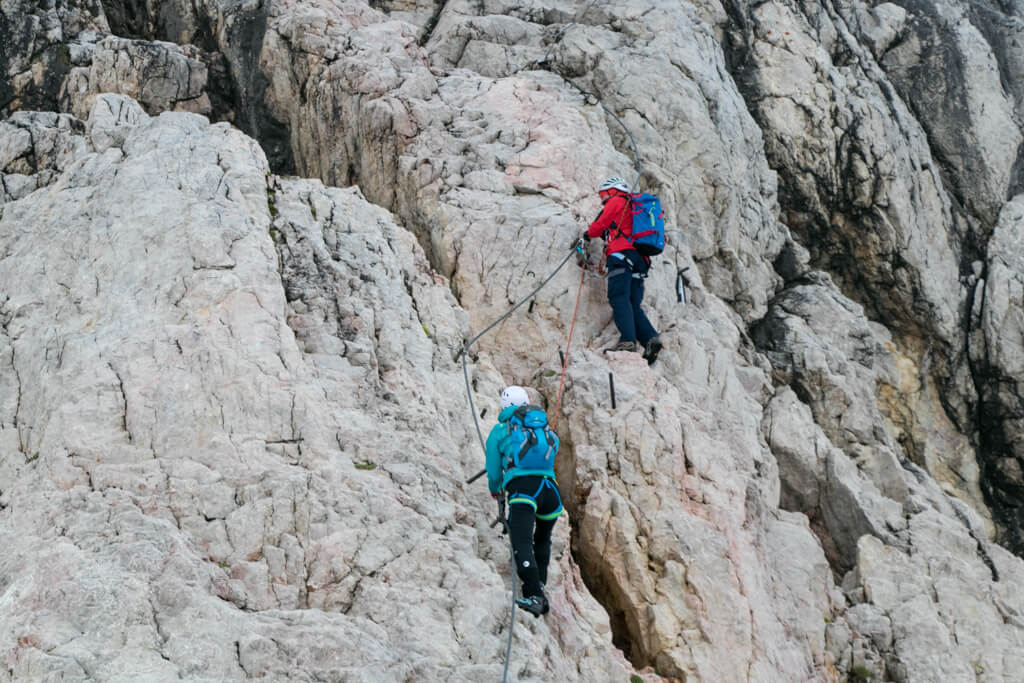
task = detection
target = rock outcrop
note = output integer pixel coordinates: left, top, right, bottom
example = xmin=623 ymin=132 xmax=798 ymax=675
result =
xmin=4 ymin=0 xmax=1024 ymax=681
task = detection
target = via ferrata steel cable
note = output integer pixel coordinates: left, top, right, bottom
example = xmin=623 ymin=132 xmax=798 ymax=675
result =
xmin=458 ymin=245 xmax=577 ymax=683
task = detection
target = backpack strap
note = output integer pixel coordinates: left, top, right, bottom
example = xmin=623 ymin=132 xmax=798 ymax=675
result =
xmin=501 ymin=420 xmax=520 ymax=471
xmin=611 ymin=193 xmax=634 ymax=245
xmin=542 ymin=427 xmax=556 ymax=462
xmin=516 ymin=428 xmax=538 ymax=466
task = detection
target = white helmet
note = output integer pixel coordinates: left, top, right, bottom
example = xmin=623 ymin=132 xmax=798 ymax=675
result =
xmin=599 ymin=176 xmax=629 ymax=193
xmin=500 ymin=385 xmax=529 ymax=409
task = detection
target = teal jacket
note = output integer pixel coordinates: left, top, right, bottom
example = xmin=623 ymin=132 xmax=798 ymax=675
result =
xmin=485 ymin=405 xmax=557 ymax=495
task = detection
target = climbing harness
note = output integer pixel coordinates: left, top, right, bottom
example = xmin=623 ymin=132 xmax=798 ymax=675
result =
xmin=458 ymin=234 xmax=594 ymax=681
xmin=531 ymin=2 xmax=701 ymax=307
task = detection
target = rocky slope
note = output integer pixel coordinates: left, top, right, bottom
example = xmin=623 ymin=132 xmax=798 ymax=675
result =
xmin=3 ymin=1 xmax=1024 ymax=681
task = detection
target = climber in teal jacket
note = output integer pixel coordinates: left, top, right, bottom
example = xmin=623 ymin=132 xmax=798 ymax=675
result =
xmin=486 ymin=387 xmax=558 ymax=495
xmin=485 ymin=385 xmax=563 ymax=618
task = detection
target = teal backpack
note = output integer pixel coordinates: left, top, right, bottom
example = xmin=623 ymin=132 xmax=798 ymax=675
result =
xmin=500 ymin=405 xmax=558 ymax=473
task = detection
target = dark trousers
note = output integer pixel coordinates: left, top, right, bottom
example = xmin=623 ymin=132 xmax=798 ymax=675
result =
xmin=607 ymin=250 xmax=657 ymax=344
xmin=506 ymin=476 xmax=562 ymax=598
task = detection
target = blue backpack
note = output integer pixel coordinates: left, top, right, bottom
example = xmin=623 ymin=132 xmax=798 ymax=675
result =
xmin=500 ymin=405 xmax=559 ymax=473
xmin=628 ymin=193 xmax=666 ymax=256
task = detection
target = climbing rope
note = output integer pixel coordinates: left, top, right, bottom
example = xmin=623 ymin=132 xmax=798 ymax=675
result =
xmin=456 ymin=247 xmax=594 ymax=682
xmin=456 ymin=244 xmax=596 ymax=680
xmin=541 ymin=45 xmax=699 ymax=306
xmin=551 ymin=265 xmax=586 ymax=431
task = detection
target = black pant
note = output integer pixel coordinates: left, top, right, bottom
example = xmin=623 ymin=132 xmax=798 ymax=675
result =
xmin=505 ymin=476 xmax=562 ymax=598
xmin=606 ymin=250 xmax=657 ymax=344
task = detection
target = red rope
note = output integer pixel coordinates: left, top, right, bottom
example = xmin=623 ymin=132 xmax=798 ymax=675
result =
xmin=552 ymin=266 xmax=586 ymax=430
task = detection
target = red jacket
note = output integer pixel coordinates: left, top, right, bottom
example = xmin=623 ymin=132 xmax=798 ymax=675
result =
xmin=587 ymin=192 xmax=635 ymax=256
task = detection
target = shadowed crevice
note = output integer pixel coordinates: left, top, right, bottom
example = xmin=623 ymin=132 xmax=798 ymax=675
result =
xmin=220 ymin=5 xmax=296 ymax=175
xmin=568 ymin=521 xmax=647 ymax=671
xmin=555 ymin=439 xmax=649 ymax=674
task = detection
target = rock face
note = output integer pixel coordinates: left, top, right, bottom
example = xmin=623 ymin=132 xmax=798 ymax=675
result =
xmin=3 ymin=1 xmax=1024 ymax=682
xmin=972 ymin=197 xmax=1024 ymax=565
xmin=0 ymin=95 xmax=636 ymax=682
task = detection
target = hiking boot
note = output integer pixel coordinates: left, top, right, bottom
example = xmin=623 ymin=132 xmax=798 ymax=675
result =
xmin=515 ymin=594 xmax=549 ymax=618
xmin=643 ymin=335 xmax=663 ymax=366
xmin=604 ymin=340 xmax=639 ymax=353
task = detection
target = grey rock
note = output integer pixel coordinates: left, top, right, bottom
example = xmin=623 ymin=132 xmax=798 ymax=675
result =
xmin=3 ymin=0 xmax=1024 ymax=680
xmin=0 ymin=1 xmax=108 ymax=115
xmin=86 ymin=94 xmax=148 ymax=153
xmin=755 ymin=278 xmax=988 ymax=536
xmin=62 ymin=36 xmax=212 ymax=120
xmin=0 ymin=100 xmax=641 ymax=682
xmin=0 ymin=111 xmax=89 ymax=201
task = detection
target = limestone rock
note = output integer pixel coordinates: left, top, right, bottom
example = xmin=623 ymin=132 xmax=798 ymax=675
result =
xmin=4 ymin=0 xmax=1024 ymax=680
xmin=86 ymin=93 xmax=149 ymax=153
xmin=754 ymin=276 xmax=989 ymax=534
xmin=0 ymin=98 xmax=647 ymax=682
xmin=860 ymin=0 xmax=1022 ymax=229
xmin=0 ymin=111 xmax=89 ymax=201
xmin=62 ymin=36 xmax=213 ymax=120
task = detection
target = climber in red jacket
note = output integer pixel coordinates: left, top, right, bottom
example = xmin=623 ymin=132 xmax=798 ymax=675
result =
xmin=584 ymin=176 xmax=662 ymax=363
